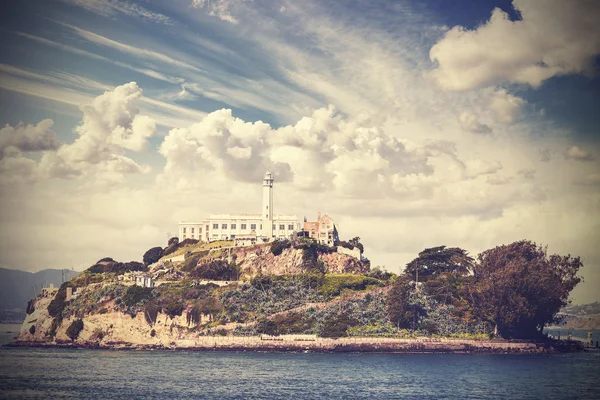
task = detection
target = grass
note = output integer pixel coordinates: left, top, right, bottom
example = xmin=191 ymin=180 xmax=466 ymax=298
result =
xmin=160 ymin=240 xmax=235 ymax=260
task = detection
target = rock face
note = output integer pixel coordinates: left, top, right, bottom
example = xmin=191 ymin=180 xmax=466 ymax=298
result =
xmin=232 ymin=245 xmax=369 ymax=276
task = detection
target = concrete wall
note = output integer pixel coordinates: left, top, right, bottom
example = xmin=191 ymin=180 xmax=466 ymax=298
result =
xmin=337 ymin=246 xmax=361 ymax=259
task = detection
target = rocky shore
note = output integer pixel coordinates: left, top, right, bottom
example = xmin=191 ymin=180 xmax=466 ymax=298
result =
xmin=7 ymin=336 xmax=582 ymax=354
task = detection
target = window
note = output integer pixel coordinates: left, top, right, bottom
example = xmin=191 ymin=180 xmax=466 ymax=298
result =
xmin=199 ymin=228 xmax=202 ymax=233
xmin=241 ymin=224 xmax=247 ymax=230
xmin=191 ymin=227 xmax=194 ymax=233
xmin=279 ymin=224 xmax=285 ymax=230
xmin=183 ymin=235 xmax=186 ymax=239
xmin=250 ymin=224 xmax=256 ymax=230
xmin=231 ymin=224 xmax=236 ymax=229
xmin=213 ymin=224 xmax=219 ymax=229
xmin=191 ymin=234 xmax=194 ymax=239
xmin=206 ymin=225 xmax=209 ymax=230
xmin=222 ymin=224 xmax=228 ymax=229
xmin=288 ymin=224 xmax=294 ymax=230
xmin=183 ymin=227 xmax=186 ymax=233
xmin=273 ymin=224 xmax=276 ymax=230
xmin=260 ymin=224 xmax=262 ymax=229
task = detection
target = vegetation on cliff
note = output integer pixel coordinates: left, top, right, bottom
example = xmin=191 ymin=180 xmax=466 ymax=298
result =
xmin=27 ymin=236 xmax=583 ymax=343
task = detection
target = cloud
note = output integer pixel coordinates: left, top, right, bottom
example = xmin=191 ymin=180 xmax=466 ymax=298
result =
xmin=487 ymin=88 xmax=526 ymax=123
xmin=564 ymin=145 xmax=594 ymax=161
xmin=0 ymin=82 xmax=156 ymax=185
xmin=62 ymin=0 xmax=173 ymax=24
xmin=0 ymin=120 xmax=60 ymax=158
xmin=60 ymin=22 xmax=204 ymax=73
xmin=458 ymin=110 xmax=491 ymax=134
xmin=429 ymin=0 xmax=600 ymax=90
xmin=192 ymin=0 xmax=239 ymax=24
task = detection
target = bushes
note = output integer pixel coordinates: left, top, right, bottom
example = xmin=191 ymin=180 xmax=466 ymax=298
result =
xmin=97 ymin=257 xmax=115 ymax=263
xmin=144 ymin=301 xmax=161 ymax=326
xmin=270 ymin=239 xmax=291 ymax=256
xmin=29 ymin=325 xmax=36 ymax=335
xmin=191 ymin=260 xmax=240 ymax=281
xmin=26 ymin=299 xmax=35 ymax=315
xmin=143 ymin=247 xmax=164 ymax=265
xmin=66 ymin=319 xmax=84 ymax=340
xmin=122 ymin=285 xmax=154 ymax=307
xmin=86 ymin=261 xmax=147 ymax=275
xmin=318 ymin=313 xmax=357 ymax=338
xmin=47 ymin=282 xmax=73 ymax=320
xmin=319 ymin=274 xmax=383 ymax=297
xmin=164 ymin=300 xmax=185 ymax=319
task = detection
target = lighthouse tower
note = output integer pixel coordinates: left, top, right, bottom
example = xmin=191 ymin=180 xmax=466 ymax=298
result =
xmin=262 ymin=171 xmax=274 ymax=240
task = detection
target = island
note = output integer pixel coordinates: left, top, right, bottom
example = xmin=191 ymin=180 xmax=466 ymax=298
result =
xmin=11 ymin=237 xmax=585 ymax=354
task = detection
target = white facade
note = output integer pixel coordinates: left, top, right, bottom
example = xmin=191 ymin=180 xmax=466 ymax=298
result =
xmin=179 ymin=220 xmax=208 ymax=241
xmin=178 ymin=172 xmax=300 ymax=244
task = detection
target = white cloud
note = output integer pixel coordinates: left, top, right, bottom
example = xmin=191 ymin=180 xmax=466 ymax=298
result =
xmin=565 ymin=145 xmax=594 ymax=161
xmin=62 ymin=0 xmax=173 ymax=24
xmin=487 ymin=88 xmax=526 ymax=124
xmin=429 ymin=0 xmax=600 ymax=90
xmin=0 ymin=120 xmax=60 ymax=157
xmin=458 ymin=110 xmax=491 ymax=134
xmin=192 ymin=0 xmax=239 ymax=24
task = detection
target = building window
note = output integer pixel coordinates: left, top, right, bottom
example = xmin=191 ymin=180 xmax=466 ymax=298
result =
xmin=213 ymin=223 xmax=219 ymax=229
xmin=279 ymin=224 xmax=285 ymax=230
xmin=288 ymin=224 xmax=294 ymax=230
xmin=191 ymin=234 xmax=195 ymax=239
xmin=199 ymin=228 xmax=202 ymax=233
xmin=250 ymin=224 xmax=256 ymax=230
xmin=183 ymin=235 xmax=186 ymax=239
xmin=183 ymin=227 xmax=186 ymax=233
xmin=222 ymin=224 xmax=228 ymax=229
xmin=191 ymin=227 xmax=195 ymax=233
xmin=260 ymin=224 xmax=262 ymax=230
xmin=241 ymin=224 xmax=247 ymax=230
xmin=273 ymin=224 xmax=276 ymax=230
xmin=206 ymin=225 xmax=209 ymax=230
xmin=231 ymin=224 xmax=236 ymax=229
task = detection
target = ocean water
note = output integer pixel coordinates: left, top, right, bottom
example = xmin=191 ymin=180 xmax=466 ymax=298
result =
xmin=1 ymin=325 xmax=599 ymax=399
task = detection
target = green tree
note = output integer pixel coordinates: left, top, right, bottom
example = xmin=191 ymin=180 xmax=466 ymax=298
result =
xmin=471 ymin=240 xmax=582 ymax=339
xmin=348 ymin=237 xmax=364 ymax=254
xmin=143 ymin=246 xmax=164 ymax=265
xmin=405 ymin=246 xmax=473 ymax=281
xmin=386 ymin=276 xmax=427 ymax=330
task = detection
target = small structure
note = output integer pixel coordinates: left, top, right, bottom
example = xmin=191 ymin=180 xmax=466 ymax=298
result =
xmin=65 ymin=287 xmax=80 ymax=301
xmin=234 ymin=231 xmax=258 ymax=247
xmin=41 ymin=283 xmax=58 ymax=297
xmin=135 ymin=275 xmax=154 ymax=288
xmin=303 ymin=212 xmax=339 ymax=246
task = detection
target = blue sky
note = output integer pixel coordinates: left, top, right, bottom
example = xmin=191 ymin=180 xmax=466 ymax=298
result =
xmin=0 ymin=0 xmax=599 ymax=303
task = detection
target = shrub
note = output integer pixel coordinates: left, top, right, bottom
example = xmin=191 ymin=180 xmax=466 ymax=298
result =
xmin=97 ymin=257 xmax=115 ymax=263
xmin=319 ymin=274 xmax=383 ymax=297
xmin=318 ymin=313 xmax=357 ymax=338
xmin=164 ymin=300 xmax=185 ymax=319
xmin=122 ymin=285 xmax=154 ymax=307
xmin=47 ymin=282 xmax=74 ymax=320
xmin=86 ymin=261 xmax=147 ymax=275
xmin=66 ymin=319 xmax=84 ymax=341
xmin=150 ymin=329 xmax=156 ymax=337
xmin=270 ymin=239 xmax=291 ymax=256
xmin=255 ymin=317 xmax=278 ymax=335
xmin=191 ymin=260 xmax=240 ymax=281
xmin=29 ymin=325 xmax=36 ymax=335
xmin=168 ymin=237 xmax=179 ymax=246
xmin=47 ymin=318 xmax=59 ymax=337
xmin=90 ymin=328 xmax=105 ymax=341
xmin=26 ymin=299 xmax=35 ymax=315
xmin=143 ymin=247 xmax=164 ymax=265
xmin=144 ymin=301 xmax=161 ymax=326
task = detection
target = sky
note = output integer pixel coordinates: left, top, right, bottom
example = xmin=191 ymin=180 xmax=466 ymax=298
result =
xmin=0 ymin=0 xmax=599 ymax=304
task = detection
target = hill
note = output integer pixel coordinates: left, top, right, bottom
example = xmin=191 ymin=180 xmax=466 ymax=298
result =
xmin=0 ymin=267 xmax=79 ymax=322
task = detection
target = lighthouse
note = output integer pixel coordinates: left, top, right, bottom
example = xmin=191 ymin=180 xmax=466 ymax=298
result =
xmin=262 ymin=171 xmax=274 ymax=240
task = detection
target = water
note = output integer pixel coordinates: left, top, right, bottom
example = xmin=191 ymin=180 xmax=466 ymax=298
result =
xmin=1 ymin=324 xmax=599 ymax=399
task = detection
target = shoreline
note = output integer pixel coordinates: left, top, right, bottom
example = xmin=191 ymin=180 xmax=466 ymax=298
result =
xmin=5 ymin=337 xmax=584 ymax=354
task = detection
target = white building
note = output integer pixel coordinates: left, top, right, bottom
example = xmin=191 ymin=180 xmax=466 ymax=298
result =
xmin=179 ymin=172 xmax=300 ymax=244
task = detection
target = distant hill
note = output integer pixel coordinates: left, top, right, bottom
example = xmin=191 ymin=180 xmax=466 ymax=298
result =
xmin=0 ymin=267 xmax=79 ymax=322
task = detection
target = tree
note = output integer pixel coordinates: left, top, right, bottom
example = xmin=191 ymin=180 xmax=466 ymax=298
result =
xmin=404 ymin=246 xmax=473 ymax=281
xmin=386 ymin=276 xmax=427 ymax=330
xmin=348 ymin=237 xmax=364 ymax=254
xmin=143 ymin=246 xmax=164 ymax=265
xmin=66 ymin=319 xmax=84 ymax=341
xmin=471 ymin=240 xmax=582 ymax=339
